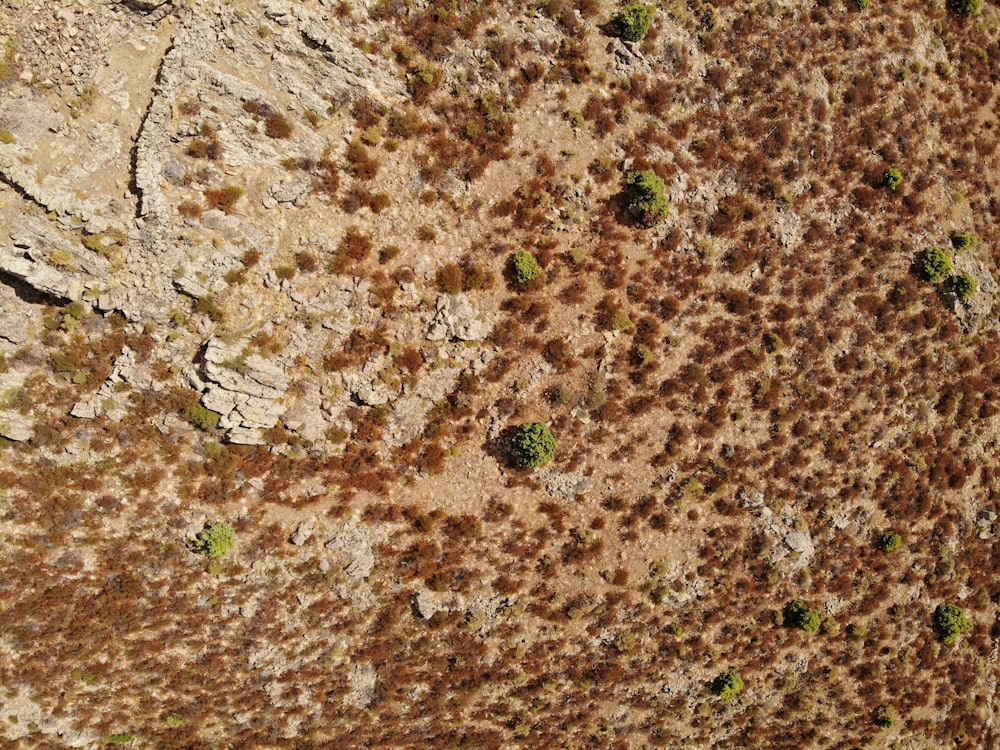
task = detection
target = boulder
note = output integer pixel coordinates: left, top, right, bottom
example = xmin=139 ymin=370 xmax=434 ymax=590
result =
xmin=426 ymin=294 xmax=492 ymax=341
xmin=784 ymin=530 xmax=815 ymax=556
xmin=0 ymin=412 xmax=32 ymax=442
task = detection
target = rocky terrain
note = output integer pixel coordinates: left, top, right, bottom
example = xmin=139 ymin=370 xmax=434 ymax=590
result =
xmin=1 ymin=0 xmax=999 ymax=747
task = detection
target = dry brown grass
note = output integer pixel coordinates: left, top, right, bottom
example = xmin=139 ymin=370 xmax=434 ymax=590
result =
xmin=2 ymin=1 xmax=1000 ymax=747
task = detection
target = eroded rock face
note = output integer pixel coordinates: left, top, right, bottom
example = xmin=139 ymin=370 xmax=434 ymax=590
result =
xmin=0 ymin=147 xmax=103 ymax=223
xmin=324 ymin=520 xmax=375 ymax=581
xmin=0 ymin=412 xmax=32 ymax=442
xmin=122 ymin=0 xmax=172 ymax=11
xmin=784 ymin=530 xmax=815 ymax=556
xmin=0 ymin=248 xmax=83 ymax=302
xmin=342 ymin=354 xmax=402 ymax=407
xmin=198 ymin=338 xmax=289 ymax=444
xmin=0 ymin=0 xmax=499 ymax=462
xmin=71 ymin=346 xmax=138 ymax=421
xmin=0 ymin=310 xmax=29 ymax=346
xmin=426 ymin=294 xmax=493 ymax=342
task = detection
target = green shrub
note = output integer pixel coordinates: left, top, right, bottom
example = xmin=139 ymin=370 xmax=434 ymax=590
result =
xmin=197 ymin=522 xmax=236 ymax=559
xmin=612 ymin=631 xmax=637 ymax=653
xmin=182 ymin=399 xmax=221 ymax=430
xmin=103 ymin=734 xmax=133 ymax=745
xmin=784 ymin=600 xmax=821 ymax=633
xmin=917 ymin=247 xmax=952 ymax=283
xmin=951 ymin=232 xmax=977 ymax=251
xmin=547 ymin=385 xmax=570 ymax=404
xmin=624 ymin=169 xmax=669 ymax=226
xmin=71 ymin=668 xmax=99 ymax=685
xmin=855 ymin=0 xmax=870 ymax=9
xmin=165 ymin=714 xmax=185 ymax=728
xmin=611 ymin=308 xmax=633 ymax=331
xmin=611 ymin=4 xmax=654 ymax=42
xmin=762 ymin=332 xmax=784 ymax=353
xmin=874 ymin=705 xmax=895 ymax=729
xmin=512 ymin=422 xmax=557 ymax=468
xmin=64 ymin=301 xmax=88 ymax=320
xmin=882 ymin=167 xmax=903 ymax=191
xmin=950 ymin=273 xmax=977 ymax=300
xmin=512 ymin=251 xmax=542 ymax=283
xmin=948 ymin=0 xmax=981 ymax=17
xmin=878 ymin=530 xmax=902 ymax=553
xmin=712 ymin=670 xmax=744 ymax=700
xmin=934 ymin=603 xmax=972 ymax=644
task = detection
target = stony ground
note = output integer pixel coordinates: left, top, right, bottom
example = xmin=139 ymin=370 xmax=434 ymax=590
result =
xmin=1 ymin=0 xmax=1000 ymax=748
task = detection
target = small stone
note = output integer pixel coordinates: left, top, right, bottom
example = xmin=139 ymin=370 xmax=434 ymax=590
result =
xmin=290 ymin=519 xmax=315 ymax=545
xmin=413 ymin=591 xmax=439 ymax=620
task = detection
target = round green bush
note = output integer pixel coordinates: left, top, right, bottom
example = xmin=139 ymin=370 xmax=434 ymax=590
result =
xmin=883 ymin=167 xmax=903 ymax=191
xmin=198 ymin=522 xmax=236 ymax=559
xmin=624 ymin=169 xmax=669 ymax=227
xmin=878 ymin=530 xmax=902 ymax=553
xmin=918 ymin=247 xmax=952 ymax=283
xmin=512 ymin=250 xmax=542 ymax=284
xmin=784 ymin=600 xmax=821 ymax=633
xmin=712 ymin=670 xmax=744 ymax=700
xmin=512 ymin=422 xmax=557 ymax=468
xmin=950 ymin=273 xmax=977 ymax=300
xmin=950 ymin=232 xmax=977 ymax=251
xmin=611 ymin=4 xmax=654 ymax=42
xmin=948 ymin=0 xmax=981 ymax=17
xmin=934 ymin=603 xmax=972 ymax=644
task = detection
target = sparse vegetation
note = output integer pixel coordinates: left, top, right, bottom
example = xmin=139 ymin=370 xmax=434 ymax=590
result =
xmin=179 ymin=391 xmax=222 ymax=430
xmin=177 ymin=200 xmax=203 ymax=219
xmin=5 ymin=3 xmax=1000 ymax=748
xmin=0 ymin=38 xmax=17 ymax=87
xmin=204 ymin=184 xmax=244 ymax=214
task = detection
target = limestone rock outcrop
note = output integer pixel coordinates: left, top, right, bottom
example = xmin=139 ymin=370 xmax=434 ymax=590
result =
xmin=426 ymin=294 xmax=493 ymax=342
xmin=198 ymin=338 xmax=290 ymax=444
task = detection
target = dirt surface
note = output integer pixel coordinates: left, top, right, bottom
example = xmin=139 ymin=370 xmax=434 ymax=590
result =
xmin=1 ymin=0 xmax=1000 ymax=748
